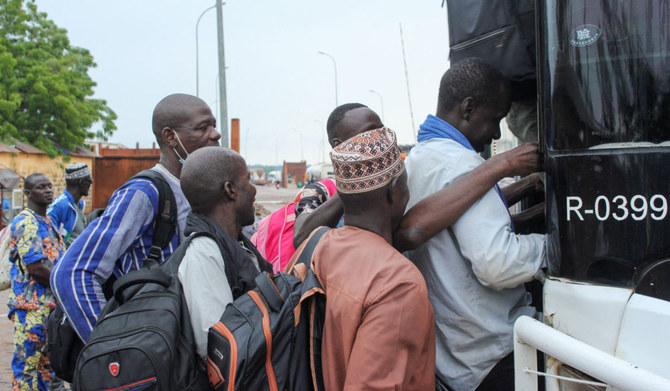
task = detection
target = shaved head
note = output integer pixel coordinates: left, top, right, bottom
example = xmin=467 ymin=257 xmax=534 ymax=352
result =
xmin=24 ymin=173 xmax=47 ymax=190
xmin=180 ymin=146 xmax=244 ymax=213
xmin=326 ymin=103 xmax=367 ymax=143
xmin=152 ymin=93 xmax=210 ymax=146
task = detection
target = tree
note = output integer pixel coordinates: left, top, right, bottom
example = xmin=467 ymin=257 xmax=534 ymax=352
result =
xmin=0 ymin=0 xmax=116 ymax=156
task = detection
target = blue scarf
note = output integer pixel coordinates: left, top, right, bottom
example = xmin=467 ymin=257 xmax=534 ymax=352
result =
xmin=417 ymin=115 xmax=514 ymax=231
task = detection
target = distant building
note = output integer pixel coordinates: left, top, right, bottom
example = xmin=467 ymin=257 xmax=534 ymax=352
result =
xmin=0 ymin=141 xmax=96 ymax=215
xmin=282 ymin=161 xmax=306 ymax=189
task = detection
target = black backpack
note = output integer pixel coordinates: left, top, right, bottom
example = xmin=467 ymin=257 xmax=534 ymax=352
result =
xmin=73 ymin=229 xmax=209 ymax=390
xmin=47 ymin=169 xmax=178 ymax=383
xmin=207 ymin=227 xmax=329 ymax=391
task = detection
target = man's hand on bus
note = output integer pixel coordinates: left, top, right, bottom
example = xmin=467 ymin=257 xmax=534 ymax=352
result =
xmin=489 ymin=142 xmax=543 ymax=178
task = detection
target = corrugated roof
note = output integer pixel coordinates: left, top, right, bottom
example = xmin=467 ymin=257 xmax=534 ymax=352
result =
xmin=72 ymin=146 xmax=98 ymax=157
xmin=13 ymin=141 xmax=45 ymax=154
xmin=0 ymin=143 xmax=20 ymax=153
xmin=0 ymin=140 xmax=98 ymax=157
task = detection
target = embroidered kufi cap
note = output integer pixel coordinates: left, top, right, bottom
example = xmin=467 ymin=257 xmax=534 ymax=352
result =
xmin=330 ymin=127 xmax=405 ymax=194
xmin=65 ymin=163 xmax=91 ymax=180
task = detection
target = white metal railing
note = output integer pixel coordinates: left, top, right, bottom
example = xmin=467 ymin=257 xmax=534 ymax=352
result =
xmin=514 ymin=316 xmax=670 ymax=391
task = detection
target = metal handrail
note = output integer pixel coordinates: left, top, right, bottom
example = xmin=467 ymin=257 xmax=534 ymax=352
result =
xmin=514 ymin=316 xmax=670 ymax=391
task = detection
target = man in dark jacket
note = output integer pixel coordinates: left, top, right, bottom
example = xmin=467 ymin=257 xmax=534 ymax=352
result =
xmin=177 ymin=146 xmax=273 ymax=359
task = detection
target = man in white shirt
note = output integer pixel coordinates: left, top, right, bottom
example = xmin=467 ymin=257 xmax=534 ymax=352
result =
xmin=404 ymin=58 xmax=546 ymax=391
xmin=177 ymin=146 xmax=273 ymax=359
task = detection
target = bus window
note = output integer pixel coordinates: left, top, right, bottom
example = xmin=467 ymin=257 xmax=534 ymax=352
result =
xmin=545 ymin=1 xmax=670 ymax=151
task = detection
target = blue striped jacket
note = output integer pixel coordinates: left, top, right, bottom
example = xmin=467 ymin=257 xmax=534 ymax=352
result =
xmin=50 ymin=167 xmax=189 ymax=341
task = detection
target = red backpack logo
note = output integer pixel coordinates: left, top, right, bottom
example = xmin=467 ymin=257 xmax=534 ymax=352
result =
xmin=109 ymin=362 xmax=120 ymax=377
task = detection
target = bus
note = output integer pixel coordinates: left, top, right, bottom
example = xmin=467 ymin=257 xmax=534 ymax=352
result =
xmin=515 ymin=1 xmax=670 ymax=389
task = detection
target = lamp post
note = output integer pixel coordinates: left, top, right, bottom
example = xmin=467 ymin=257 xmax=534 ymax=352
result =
xmin=292 ymin=128 xmax=304 ymax=162
xmin=313 ymin=119 xmax=325 ymax=163
xmin=245 ymin=128 xmax=251 ymax=158
xmin=317 ymin=51 xmax=338 ymax=107
xmin=209 ymin=98 xmax=219 ymax=123
xmin=195 ymin=4 xmax=217 ymax=97
xmin=369 ymin=89 xmax=385 ymax=122
xmin=216 ymin=0 xmax=229 ymax=147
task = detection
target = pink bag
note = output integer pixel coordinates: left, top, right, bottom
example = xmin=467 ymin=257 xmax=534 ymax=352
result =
xmin=252 ymin=179 xmax=336 ymax=273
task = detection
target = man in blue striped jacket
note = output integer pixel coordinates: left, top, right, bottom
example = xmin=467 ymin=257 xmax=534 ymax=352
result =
xmin=50 ymin=93 xmax=221 ymax=341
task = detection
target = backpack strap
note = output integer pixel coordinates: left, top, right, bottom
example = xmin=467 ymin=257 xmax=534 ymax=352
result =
xmin=159 ymin=231 xmax=215 ymax=276
xmin=109 ymin=169 xmax=178 ymax=302
xmin=254 ymin=226 xmax=329 ymax=312
xmin=295 ymin=226 xmax=330 ymax=268
xmin=131 ymin=169 xmax=178 ymax=269
xmin=112 ymin=231 xmax=213 ymax=304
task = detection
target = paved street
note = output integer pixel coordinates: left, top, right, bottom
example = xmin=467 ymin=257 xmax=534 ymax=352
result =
xmin=254 ymin=183 xmax=304 ymax=213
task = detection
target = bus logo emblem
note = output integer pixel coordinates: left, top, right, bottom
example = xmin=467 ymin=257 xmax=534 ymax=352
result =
xmin=570 ymin=24 xmax=601 ymax=47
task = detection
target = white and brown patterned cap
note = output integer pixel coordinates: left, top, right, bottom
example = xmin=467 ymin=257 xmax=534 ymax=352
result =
xmin=65 ymin=163 xmax=91 ymax=180
xmin=330 ymin=127 xmax=405 ymax=194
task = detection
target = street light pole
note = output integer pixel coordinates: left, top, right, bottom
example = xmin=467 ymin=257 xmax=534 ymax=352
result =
xmin=313 ymin=119 xmax=325 ymax=162
xmin=195 ymin=4 xmax=216 ymax=97
xmin=292 ymin=129 xmax=304 ymax=162
xmin=209 ymin=98 xmax=219 ymax=124
xmin=369 ymin=89 xmax=385 ymax=122
xmin=245 ymin=128 xmax=251 ymax=158
xmin=317 ymin=51 xmax=338 ymax=107
xmin=216 ymin=0 xmax=229 ymax=147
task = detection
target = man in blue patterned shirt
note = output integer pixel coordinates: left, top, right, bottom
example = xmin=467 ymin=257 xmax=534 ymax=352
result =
xmin=8 ymin=173 xmax=64 ymax=390
xmin=51 ymin=93 xmax=221 ymax=342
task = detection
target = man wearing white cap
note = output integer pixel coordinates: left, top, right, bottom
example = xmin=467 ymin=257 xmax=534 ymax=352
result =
xmin=48 ymin=163 xmax=93 ymax=247
xmin=292 ymin=127 xmax=435 ymax=390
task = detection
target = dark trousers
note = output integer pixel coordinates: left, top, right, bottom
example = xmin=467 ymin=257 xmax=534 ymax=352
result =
xmin=476 ymin=353 xmax=515 ymax=391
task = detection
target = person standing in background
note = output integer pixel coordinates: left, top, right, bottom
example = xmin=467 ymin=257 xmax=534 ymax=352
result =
xmin=48 ymin=163 xmax=93 ymax=248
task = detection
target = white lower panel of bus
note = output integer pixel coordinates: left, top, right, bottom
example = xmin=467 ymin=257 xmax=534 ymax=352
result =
xmin=543 ymin=278 xmax=670 ymax=380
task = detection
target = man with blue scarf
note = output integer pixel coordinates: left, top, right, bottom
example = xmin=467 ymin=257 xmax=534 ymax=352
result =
xmin=404 ymin=58 xmax=546 ymax=391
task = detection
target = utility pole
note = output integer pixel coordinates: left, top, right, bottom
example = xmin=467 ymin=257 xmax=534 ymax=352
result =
xmin=216 ymin=0 xmax=229 ymax=147
xmin=400 ymin=23 xmax=416 ymax=141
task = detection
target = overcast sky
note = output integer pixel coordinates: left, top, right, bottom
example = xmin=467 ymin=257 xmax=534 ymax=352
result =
xmin=34 ymin=1 xmax=451 ymax=165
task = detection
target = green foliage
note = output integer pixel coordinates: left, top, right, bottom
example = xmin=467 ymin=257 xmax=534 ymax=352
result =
xmin=0 ymin=0 xmax=116 ymax=157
